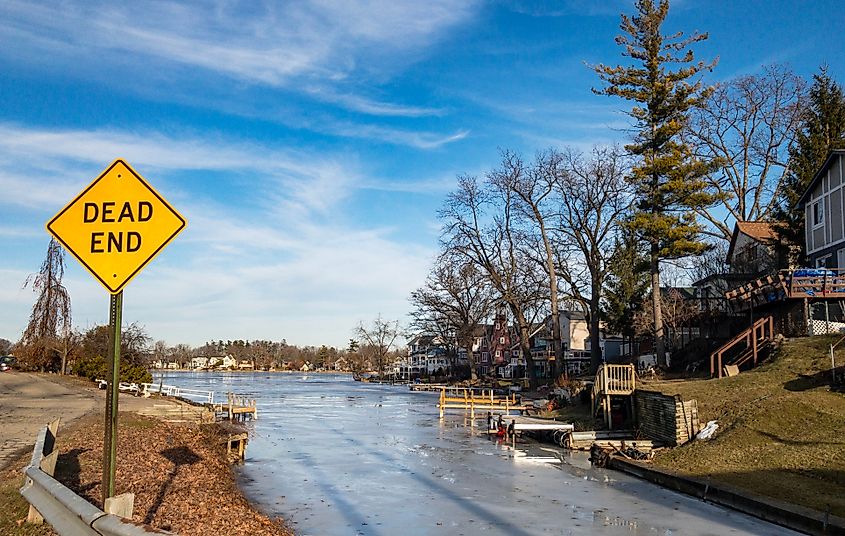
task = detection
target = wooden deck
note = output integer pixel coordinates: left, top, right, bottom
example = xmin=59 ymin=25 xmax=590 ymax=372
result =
xmin=726 ymin=268 xmax=845 ymax=308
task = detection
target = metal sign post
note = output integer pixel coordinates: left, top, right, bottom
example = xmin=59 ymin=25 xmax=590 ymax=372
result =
xmin=46 ymin=159 xmax=185 ymax=503
xmin=102 ymin=291 xmax=122 ymax=503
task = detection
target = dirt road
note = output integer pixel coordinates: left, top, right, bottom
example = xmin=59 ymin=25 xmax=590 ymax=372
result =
xmin=0 ymin=372 xmax=98 ymax=469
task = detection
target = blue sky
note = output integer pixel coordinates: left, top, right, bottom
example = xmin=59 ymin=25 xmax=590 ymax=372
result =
xmin=1 ymin=0 xmax=843 ymax=348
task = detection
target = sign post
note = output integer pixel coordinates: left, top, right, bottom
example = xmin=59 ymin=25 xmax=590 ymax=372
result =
xmin=46 ymin=159 xmax=185 ymax=504
xmin=103 ymin=291 xmax=122 ymax=500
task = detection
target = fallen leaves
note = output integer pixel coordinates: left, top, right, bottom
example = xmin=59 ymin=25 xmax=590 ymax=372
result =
xmin=51 ymin=412 xmax=293 ymax=536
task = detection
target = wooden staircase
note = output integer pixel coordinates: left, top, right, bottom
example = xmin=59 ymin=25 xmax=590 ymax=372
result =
xmin=591 ymin=364 xmax=636 ymax=429
xmin=710 ymin=316 xmax=774 ymax=378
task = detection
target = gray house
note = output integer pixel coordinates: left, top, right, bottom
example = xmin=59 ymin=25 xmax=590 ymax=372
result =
xmin=798 ymin=149 xmax=845 ymax=268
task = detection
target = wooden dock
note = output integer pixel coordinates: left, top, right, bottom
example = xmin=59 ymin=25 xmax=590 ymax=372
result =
xmin=437 ymin=387 xmax=528 ymax=417
xmin=409 ymin=383 xmax=449 ymax=392
xmin=213 ymin=392 xmax=258 ymax=421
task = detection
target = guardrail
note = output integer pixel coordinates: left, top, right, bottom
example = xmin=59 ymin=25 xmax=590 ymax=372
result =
xmin=20 ymin=420 xmax=175 ymax=536
xmin=141 ymin=383 xmax=214 ymax=404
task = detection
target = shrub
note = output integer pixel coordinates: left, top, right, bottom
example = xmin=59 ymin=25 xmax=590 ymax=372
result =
xmin=73 ymin=354 xmax=152 ymax=384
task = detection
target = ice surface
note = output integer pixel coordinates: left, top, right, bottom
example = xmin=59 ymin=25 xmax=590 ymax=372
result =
xmin=154 ymin=372 xmax=798 ymax=536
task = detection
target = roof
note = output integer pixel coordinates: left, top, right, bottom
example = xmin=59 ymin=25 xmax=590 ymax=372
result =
xmin=796 ymin=149 xmax=845 ymax=207
xmin=726 ymin=221 xmax=777 ymax=264
xmin=661 ymin=286 xmax=696 ymax=300
xmin=736 ymin=221 xmax=776 ymax=242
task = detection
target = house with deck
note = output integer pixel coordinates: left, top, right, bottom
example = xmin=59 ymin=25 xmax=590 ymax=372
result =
xmin=712 ymin=151 xmax=845 ymax=377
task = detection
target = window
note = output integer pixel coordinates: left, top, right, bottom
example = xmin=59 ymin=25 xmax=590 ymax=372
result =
xmin=816 ymin=255 xmax=831 ymax=268
xmin=813 ymin=200 xmax=824 ymax=227
xmin=495 ymin=350 xmax=501 ymax=358
xmin=499 ymin=336 xmax=505 ymax=344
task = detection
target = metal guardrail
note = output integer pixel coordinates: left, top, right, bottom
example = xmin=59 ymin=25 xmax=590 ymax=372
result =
xmin=20 ymin=421 xmax=175 ymax=536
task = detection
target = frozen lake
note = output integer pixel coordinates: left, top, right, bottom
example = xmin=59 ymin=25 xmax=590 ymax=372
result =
xmin=153 ymin=371 xmax=797 ymax=536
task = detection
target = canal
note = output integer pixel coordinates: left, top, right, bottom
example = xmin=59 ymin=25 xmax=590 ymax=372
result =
xmin=153 ymin=371 xmax=797 ymax=535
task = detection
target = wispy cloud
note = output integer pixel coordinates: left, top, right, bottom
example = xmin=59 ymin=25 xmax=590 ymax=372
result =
xmin=0 ymin=1 xmax=477 ymax=116
xmin=0 ymin=123 xmax=433 ymax=346
xmin=304 ymin=87 xmax=446 ymax=118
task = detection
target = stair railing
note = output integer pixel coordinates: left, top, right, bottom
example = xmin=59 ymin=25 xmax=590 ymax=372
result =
xmin=710 ymin=316 xmax=774 ymax=378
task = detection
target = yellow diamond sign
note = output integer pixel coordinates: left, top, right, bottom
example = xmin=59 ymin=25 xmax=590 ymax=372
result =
xmin=47 ymin=159 xmax=186 ymax=294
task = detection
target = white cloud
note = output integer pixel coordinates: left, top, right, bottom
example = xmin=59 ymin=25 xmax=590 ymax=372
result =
xmin=0 ymin=124 xmax=433 ymax=347
xmin=0 ymin=1 xmax=477 ymax=113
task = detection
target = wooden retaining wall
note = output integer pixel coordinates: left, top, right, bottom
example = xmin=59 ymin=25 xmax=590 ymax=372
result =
xmin=634 ymin=390 xmax=700 ymax=446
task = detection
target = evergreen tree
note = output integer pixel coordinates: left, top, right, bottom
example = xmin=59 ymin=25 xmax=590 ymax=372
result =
xmin=773 ymin=68 xmax=845 ymax=265
xmin=593 ymin=0 xmax=718 ymax=367
xmin=602 ymin=229 xmax=650 ymax=342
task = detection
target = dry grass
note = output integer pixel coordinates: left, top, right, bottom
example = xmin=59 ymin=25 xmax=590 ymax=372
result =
xmin=642 ymin=335 xmax=845 ymax=516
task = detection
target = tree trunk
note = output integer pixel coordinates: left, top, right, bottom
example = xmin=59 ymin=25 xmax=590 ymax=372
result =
xmin=589 ymin=274 xmax=602 ymax=374
xmin=512 ymin=307 xmax=537 ymax=389
xmin=538 ymin=217 xmax=563 ymax=380
xmin=466 ymin=344 xmax=477 ymax=381
xmin=651 ymin=247 xmax=667 ymax=367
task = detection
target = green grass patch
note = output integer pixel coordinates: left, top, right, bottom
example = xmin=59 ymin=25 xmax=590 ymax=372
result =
xmin=642 ymin=335 xmax=845 ymax=516
xmin=0 ymin=467 xmax=54 ymax=536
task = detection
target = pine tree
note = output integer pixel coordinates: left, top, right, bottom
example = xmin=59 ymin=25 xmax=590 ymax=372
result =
xmin=593 ymin=0 xmax=718 ymax=367
xmin=773 ymin=68 xmax=845 ymax=265
xmin=602 ymin=229 xmax=650 ymax=342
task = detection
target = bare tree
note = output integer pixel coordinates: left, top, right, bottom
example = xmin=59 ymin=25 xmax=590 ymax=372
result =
xmin=688 ymin=65 xmax=806 ymax=241
xmin=409 ymin=253 xmax=495 ymax=381
xmin=552 ymin=147 xmax=630 ymax=373
xmin=492 ymin=150 xmax=565 ymax=379
xmin=355 ymin=315 xmax=401 ymax=376
xmin=440 ymin=174 xmax=546 ymax=388
xmin=18 ymin=238 xmax=72 ymax=372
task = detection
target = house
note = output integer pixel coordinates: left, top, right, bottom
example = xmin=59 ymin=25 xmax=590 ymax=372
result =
xmin=219 ymin=355 xmax=237 ymax=369
xmin=237 ymin=360 xmax=254 ymax=370
xmin=191 ymin=356 xmax=209 ymax=369
xmin=798 ymin=149 xmax=845 ymax=268
xmin=332 ymin=356 xmax=349 ymax=371
xmin=726 ymin=221 xmax=780 ymax=274
xmin=489 ymin=309 xmax=513 ymax=371
xmin=464 ymin=325 xmax=493 ymax=376
xmin=692 ymin=221 xmax=783 ymax=315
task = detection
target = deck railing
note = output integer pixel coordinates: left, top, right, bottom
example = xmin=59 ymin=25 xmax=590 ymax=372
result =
xmin=710 ymin=316 xmax=774 ymax=378
xmin=593 ymin=364 xmax=636 ymax=396
xmin=787 ymin=268 xmax=845 ymax=297
xmin=141 ymin=383 xmax=214 ymax=404
xmin=591 ymin=364 xmax=636 ymax=429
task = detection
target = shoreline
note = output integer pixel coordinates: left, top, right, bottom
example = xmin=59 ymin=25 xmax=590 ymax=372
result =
xmin=0 ymin=372 xmax=292 ymax=536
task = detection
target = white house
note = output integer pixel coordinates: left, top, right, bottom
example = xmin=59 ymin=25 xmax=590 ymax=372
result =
xmin=218 ymin=355 xmax=237 ymax=369
xmin=191 ymin=356 xmax=209 ymax=369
